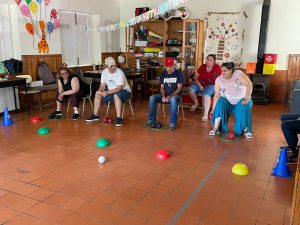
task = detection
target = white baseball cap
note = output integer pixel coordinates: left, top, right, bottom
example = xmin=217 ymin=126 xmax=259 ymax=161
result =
xmin=105 ymin=57 xmax=116 ymax=67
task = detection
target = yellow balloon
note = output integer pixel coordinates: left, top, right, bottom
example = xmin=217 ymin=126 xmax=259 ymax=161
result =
xmin=232 ymin=163 xmax=249 ymax=176
xmin=29 ymin=1 xmax=38 ymax=15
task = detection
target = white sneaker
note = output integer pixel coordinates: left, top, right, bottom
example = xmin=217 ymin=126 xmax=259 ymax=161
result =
xmin=209 ymin=130 xmax=219 ymax=136
xmin=244 ymin=131 xmax=253 ymax=139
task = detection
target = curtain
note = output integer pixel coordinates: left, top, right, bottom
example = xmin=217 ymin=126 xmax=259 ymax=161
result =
xmin=0 ymin=4 xmax=13 ymax=61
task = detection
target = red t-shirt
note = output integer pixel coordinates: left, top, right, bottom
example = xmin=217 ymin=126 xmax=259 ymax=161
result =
xmin=197 ymin=64 xmax=222 ymax=87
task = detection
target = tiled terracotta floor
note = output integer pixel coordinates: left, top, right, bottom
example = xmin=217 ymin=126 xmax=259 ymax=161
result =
xmin=0 ymin=101 xmax=295 ymax=225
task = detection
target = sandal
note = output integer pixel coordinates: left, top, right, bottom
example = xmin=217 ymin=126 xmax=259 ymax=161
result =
xmin=209 ymin=130 xmax=219 ymax=136
xmin=190 ymin=104 xmax=198 ymax=111
xmin=202 ymin=116 xmax=208 ymax=122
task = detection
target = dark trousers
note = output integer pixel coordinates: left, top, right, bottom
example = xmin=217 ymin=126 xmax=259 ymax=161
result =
xmin=57 ymin=90 xmax=88 ymax=108
xmin=281 ymin=113 xmax=300 ymax=153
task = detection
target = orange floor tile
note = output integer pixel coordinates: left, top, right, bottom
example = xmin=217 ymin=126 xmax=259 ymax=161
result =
xmin=0 ymin=101 xmax=295 ymax=225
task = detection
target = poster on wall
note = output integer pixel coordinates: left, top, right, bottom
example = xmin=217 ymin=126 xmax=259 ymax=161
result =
xmin=204 ymin=13 xmax=246 ymax=67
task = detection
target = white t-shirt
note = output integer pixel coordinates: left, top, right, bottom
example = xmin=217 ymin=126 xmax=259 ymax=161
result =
xmin=101 ymin=68 xmax=131 ymax=92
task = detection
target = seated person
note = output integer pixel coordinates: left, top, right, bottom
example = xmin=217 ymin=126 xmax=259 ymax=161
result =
xmin=281 ymin=113 xmax=300 ymax=163
xmin=145 ymin=58 xmax=184 ymax=131
xmin=187 ymin=54 xmax=222 ymax=121
xmin=85 ymin=57 xmax=131 ymax=127
xmin=117 ymin=55 xmax=126 ymax=69
xmin=209 ymin=62 xmax=253 ymax=139
xmin=48 ymin=67 xmax=89 ymax=120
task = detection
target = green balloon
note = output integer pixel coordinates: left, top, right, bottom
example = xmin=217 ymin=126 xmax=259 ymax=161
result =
xmin=96 ymin=138 xmax=110 ymax=148
xmin=38 ymin=127 xmax=50 ymax=135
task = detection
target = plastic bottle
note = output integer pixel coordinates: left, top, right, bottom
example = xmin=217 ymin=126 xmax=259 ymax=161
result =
xmin=136 ymin=59 xmax=140 ymax=69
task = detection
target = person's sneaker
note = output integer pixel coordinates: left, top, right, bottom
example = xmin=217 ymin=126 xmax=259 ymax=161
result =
xmin=145 ymin=121 xmax=156 ymax=128
xmin=115 ymin=117 xmax=123 ymax=127
xmin=85 ymin=114 xmax=100 ymax=122
xmin=244 ymin=131 xmax=253 ymax=139
xmin=287 ymin=155 xmax=298 ymax=165
xmin=169 ymin=125 xmax=176 ymax=131
xmin=48 ymin=110 xmax=62 ymax=119
xmin=72 ymin=113 xmax=80 ymax=121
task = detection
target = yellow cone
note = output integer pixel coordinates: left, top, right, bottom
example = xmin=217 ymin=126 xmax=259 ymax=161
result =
xmin=232 ymin=163 xmax=249 ymax=176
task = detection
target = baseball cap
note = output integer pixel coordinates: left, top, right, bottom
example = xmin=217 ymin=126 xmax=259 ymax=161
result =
xmin=105 ymin=57 xmax=116 ymax=67
xmin=164 ymin=58 xmax=174 ymax=67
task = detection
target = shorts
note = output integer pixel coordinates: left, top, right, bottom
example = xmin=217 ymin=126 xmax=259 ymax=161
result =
xmin=102 ymin=90 xmax=131 ymax=102
xmin=189 ymin=84 xmax=215 ymax=96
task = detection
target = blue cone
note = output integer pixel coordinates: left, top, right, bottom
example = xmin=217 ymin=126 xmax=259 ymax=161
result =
xmin=2 ymin=107 xmax=13 ymax=126
xmin=272 ymin=148 xmax=292 ymax=178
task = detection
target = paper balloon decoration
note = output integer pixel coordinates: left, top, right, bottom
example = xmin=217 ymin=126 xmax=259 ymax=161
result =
xmin=25 ymin=23 xmax=34 ymax=35
xmin=25 ymin=0 xmax=31 ymax=5
xmin=36 ymin=0 xmax=42 ymax=4
xmin=47 ymin=21 xmax=54 ymax=33
xmin=50 ymin=9 xmax=57 ymax=19
xmin=53 ymin=18 xmax=60 ymax=28
xmin=29 ymin=1 xmax=38 ymax=15
xmin=20 ymin=4 xmax=30 ymax=17
xmin=44 ymin=0 xmax=50 ymax=6
xmin=15 ymin=0 xmax=22 ymax=5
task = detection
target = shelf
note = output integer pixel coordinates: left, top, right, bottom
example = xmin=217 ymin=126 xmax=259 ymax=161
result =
xmin=127 ymin=45 xmax=164 ymax=48
xmin=166 ymin=45 xmax=182 ymax=47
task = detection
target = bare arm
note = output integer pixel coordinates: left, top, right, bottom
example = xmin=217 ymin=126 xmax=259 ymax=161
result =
xmin=211 ymin=82 xmax=220 ymax=113
xmin=194 ymin=70 xmax=204 ymax=90
xmin=61 ymin=77 xmax=80 ymax=97
xmin=238 ymin=71 xmax=253 ymax=104
xmin=57 ymin=80 xmax=63 ymax=95
xmin=160 ymin=84 xmax=166 ymax=98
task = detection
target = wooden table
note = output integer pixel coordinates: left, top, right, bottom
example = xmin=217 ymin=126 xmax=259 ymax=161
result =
xmin=0 ymin=77 xmax=28 ymax=115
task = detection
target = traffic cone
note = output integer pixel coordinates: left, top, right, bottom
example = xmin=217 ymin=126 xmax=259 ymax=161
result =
xmin=2 ymin=107 xmax=13 ymax=126
xmin=272 ymin=148 xmax=292 ymax=178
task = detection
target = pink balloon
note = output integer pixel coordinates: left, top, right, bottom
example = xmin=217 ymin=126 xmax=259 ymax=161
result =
xmin=20 ymin=4 xmax=30 ymax=17
xmin=44 ymin=0 xmax=50 ymax=6
xmin=53 ymin=18 xmax=60 ymax=28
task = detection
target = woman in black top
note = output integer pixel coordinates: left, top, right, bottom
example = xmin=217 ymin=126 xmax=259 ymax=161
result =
xmin=48 ymin=67 xmax=89 ymax=120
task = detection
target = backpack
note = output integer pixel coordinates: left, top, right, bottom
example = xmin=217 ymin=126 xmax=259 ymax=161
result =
xmin=0 ymin=62 xmax=8 ymax=74
xmin=37 ymin=62 xmax=56 ymax=84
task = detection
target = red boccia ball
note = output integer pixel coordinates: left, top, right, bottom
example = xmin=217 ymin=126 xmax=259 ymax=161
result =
xmin=31 ymin=116 xmax=42 ymax=123
xmin=107 ymin=118 xmax=113 ymax=124
xmin=228 ymin=131 xmax=236 ymax=140
xmin=103 ymin=117 xmax=108 ymax=123
xmin=155 ymin=150 xmax=171 ymax=161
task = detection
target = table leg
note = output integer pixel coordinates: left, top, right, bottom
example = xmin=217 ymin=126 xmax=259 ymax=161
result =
xmin=13 ymin=86 xmax=17 ymax=113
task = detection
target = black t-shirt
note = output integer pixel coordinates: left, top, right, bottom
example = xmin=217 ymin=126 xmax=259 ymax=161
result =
xmin=59 ymin=75 xmax=89 ymax=92
xmin=160 ymin=69 xmax=184 ymax=96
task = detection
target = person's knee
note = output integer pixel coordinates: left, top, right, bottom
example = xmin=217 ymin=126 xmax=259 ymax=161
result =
xmin=114 ymin=93 xmax=121 ymax=102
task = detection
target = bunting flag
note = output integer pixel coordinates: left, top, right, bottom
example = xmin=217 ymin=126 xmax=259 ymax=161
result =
xmin=99 ymin=0 xmax=188 ymax=32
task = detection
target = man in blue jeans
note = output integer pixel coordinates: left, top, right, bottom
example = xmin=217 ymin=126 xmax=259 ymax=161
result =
xmin=85 ymin=57 xmax=131 ymax=127
xmin=146 ymin=58 xmax=184 ymax=131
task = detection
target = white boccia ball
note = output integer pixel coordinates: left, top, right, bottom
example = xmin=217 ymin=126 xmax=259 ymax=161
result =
xmin=98 ymin=156 xmax=106 ymax=164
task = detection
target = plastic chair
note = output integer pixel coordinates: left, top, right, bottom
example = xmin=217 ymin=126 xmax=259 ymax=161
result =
xmin=157 ymin=97 xmax=185 ymax=120
xmin=105 ymin=80 xmax=135 ymax=118
xmin=16 ymin=75 xmax=42 ymax=111
xmin=67 ymin=77 xmax=94 ymax=116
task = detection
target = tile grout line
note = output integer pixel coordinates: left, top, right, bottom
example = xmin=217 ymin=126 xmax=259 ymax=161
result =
xmin=167 ymin=149 xmax=229 ymax=225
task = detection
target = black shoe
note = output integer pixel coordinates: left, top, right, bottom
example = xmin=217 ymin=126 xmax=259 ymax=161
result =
xmin=48 ymin=110 xmax=62 ymax=119
xmin=72 ymin=113 xmax=80 ymax=121
xmin=169 ymin=125 xmax=176 ymax=131
xmin=287 ymin=155 xmax=298 ymax=165
xmin=85 ymin=114 xmax=100 ymax=122
xmin=115 ymin=117 xmax=123 ymax=127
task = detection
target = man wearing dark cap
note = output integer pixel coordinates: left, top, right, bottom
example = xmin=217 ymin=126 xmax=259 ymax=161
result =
xmin=145 ymin=58 xmax=184 ymax=130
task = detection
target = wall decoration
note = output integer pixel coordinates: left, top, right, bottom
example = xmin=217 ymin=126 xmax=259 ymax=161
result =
xmin=16 ymin=0 xmax=60 ymax=53
xmin=204 ymin=12 xmax=246 ymax=67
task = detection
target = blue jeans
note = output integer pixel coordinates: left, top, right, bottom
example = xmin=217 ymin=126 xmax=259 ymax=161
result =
xmin=189 ymin=84 xmax=215 ymax=96
xmin=212 ymin=97 xmax=253 ymax=135
xmin=281 ymin=113 xmax=300 ymax=152
xmin=148 ymin=94 xmax=181 ymax=127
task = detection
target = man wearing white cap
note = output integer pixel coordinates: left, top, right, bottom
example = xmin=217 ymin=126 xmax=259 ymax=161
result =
xmin=86 ymin=57 xmax=131 ymax=127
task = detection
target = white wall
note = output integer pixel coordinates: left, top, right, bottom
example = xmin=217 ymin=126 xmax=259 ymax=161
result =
xmin=266 ymin=0 xmax=300 ymax=69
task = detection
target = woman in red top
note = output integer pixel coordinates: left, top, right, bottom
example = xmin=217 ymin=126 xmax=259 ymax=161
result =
xmin=188 ymin=54 xmax=222 ymax=121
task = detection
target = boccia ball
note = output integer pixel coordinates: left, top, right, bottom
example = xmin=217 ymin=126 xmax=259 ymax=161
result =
xmin=98 ymin=156 xmax=106 ymax=164
xmin=96 ymin=138 xmax=110 ymax=148
xmin=232 ymin=163 xmax=249 ymax=176
xmin=37 ymin=127 xmax=50 ymax=135
xmin=103 ymin=117 xmax=108 ymax=123
xmin=228 ymin=131 xmax=236 ymax=140
xmin=209 ymin=114 xmax=213 ymax=120
xmin=107 ymin=118 xmax=113 ymax=124
xmin=31 ymin=116 xmax=42 ymax=123
xmin=155 ymin=150 xmax=171 ymax=160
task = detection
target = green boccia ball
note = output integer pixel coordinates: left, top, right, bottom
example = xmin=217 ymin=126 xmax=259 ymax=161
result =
xmin=96 ymin=138 xmax=110 ymax=148
xmin=38 ymin=127 xmax=50 ymax=135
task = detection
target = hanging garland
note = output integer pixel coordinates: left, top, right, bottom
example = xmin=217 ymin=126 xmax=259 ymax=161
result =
xmin=99 ymin=0 xmax=188 ymax=32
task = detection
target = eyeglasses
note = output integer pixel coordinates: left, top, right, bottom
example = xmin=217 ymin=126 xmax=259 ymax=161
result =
xmin=60 ymin=72 xmax=68 ymax=76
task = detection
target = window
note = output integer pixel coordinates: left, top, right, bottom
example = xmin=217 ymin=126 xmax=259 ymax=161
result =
xmin=59 ymin=11 xmax=93 ymax=66
xmin=0 ymin=4 xmax=13 ymax=61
